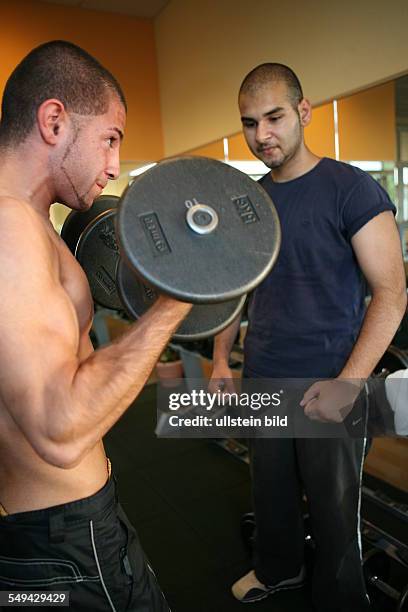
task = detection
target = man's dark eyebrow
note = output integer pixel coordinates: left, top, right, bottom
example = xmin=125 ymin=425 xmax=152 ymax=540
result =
xmin=264 ymin=106 xmax=285 ymax=117
xmin=111 ymin=127 xmax=124 ymax=141
xmin=241 ymin=106 xmax=285 ymax=123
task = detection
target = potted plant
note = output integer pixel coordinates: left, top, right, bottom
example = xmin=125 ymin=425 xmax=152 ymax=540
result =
xmin=155 ymin=344 xmax=184 ymax=385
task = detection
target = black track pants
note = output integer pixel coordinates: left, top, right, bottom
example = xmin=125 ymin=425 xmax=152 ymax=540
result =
xmin=0 ymin=476 xmax=169 ymax=611
xmin=250 ymin=436 xmax=371 ymax=612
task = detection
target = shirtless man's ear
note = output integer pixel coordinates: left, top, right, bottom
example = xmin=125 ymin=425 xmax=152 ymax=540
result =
xmin=37 ymin=99 xmax=67 ymax=145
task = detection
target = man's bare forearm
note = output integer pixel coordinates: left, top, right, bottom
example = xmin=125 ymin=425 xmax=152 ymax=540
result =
xmin=213 ymin=313 xmax=242 ymax=367
xmin=39 ymin=297 xmax=191 ymax=466
xmin=339 ymin=289 xmax=407 ymax=379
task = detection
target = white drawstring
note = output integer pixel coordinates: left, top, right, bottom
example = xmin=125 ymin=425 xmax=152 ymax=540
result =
xmin=89 ymin=520 xmax=117 ymax=612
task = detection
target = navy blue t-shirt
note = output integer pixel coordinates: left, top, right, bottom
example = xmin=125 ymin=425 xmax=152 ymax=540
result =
xmin=244 ymin=157 xmax=396 ymax=378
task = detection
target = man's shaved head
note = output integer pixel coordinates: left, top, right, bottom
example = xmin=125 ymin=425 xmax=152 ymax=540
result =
xmin=239 ymin=63 xmax=303 ymax=109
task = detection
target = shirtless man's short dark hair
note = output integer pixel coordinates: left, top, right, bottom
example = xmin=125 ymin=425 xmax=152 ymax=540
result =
xmin=0 ymin=40 xmax=126 ymax=147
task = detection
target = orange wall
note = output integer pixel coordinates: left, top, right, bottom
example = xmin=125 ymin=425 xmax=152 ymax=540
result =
xmin=183 ymin=140 xmax=224 ymax=159
xmin=228 ymin=133 xmax=257 ymax=161
xmin=338 ymin=81 xmax=396 ymax=161
xmin=305 ymin=103 xmax=336 ymax=159
xmin=0 ymin=0 xmax=163 ymax=162
xmin=183 ymin=135 xmax=254 ymax=161
xmin=156 ymin=0 xmax=408 ymax=157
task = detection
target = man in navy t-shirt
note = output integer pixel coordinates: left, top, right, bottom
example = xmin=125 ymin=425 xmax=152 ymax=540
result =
xmin=210 ymin=64 xmax=406 ymax=611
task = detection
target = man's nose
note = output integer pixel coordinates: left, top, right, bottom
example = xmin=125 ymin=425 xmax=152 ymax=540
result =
xmin=106 ymin=150 xmax=120 ymax=180
xmin=256 ymin=121 xmax=272 ymax=143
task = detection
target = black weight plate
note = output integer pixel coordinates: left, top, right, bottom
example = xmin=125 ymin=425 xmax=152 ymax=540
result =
xmin=76 ymin=209 xmax=122 ymax=310
xmin=61 ymin=195 xmax=119 ymax=254
xmin=116 ymin=258 xmax=246 ymax=340
xmin=118 ymin=157 xmax=281 ymax=303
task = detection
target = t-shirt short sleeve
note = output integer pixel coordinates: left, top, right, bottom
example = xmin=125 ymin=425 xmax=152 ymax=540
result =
xmin=341 ymin=173 xmax=396 ymax=241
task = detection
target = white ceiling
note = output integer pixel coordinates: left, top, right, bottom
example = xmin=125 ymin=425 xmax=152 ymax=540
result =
xmin=37 ymin=0 xmax=169 ymax=18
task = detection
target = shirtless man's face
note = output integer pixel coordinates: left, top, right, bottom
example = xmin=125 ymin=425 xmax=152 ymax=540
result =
xmin=54 ymin=95 xmax=125 ymax=210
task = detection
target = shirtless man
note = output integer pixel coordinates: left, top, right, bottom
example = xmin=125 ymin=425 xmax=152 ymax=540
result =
xmin=0 ymin=41 xmax=191 ymax=611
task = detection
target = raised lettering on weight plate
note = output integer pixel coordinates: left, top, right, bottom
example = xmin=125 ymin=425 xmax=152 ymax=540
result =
xmin=95 ymin=266 xmax=116 ymax=295
xmin=98 ymin=221 xmax=119 ymax=252
xmin=232 ymin=195 xmax=259 ymax=225
xmin=142 ymin=282 xmax=157 ymax=303
xmin=140 ymin=213 xmax=171 ymax=256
